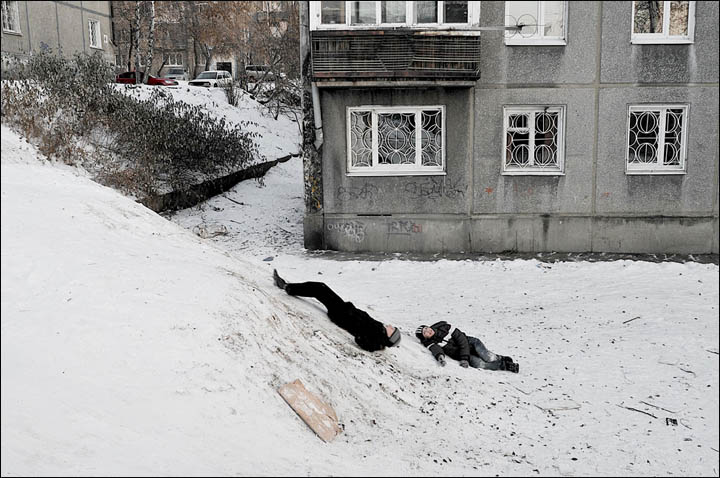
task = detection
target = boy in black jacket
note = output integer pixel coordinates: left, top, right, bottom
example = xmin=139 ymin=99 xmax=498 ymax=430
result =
xmin=416 ymin=321 xmax=519 ymax=373
xmin=273 ymin=270 xmax=401 ymax=352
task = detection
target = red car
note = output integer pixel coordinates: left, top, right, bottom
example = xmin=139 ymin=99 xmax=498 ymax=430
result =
xmin=115 ymin=71 xmax=178 ymax=86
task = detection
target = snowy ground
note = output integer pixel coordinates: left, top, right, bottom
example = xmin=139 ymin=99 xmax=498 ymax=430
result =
xmin=2 ymin=123 xmax=719 ymax=476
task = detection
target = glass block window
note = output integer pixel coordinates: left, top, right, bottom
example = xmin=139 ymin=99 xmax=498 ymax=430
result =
xmin=505 ymin=1 xmax=567 ymax=45
xmin=503 ymin=106 xmax=565 ymax=175
xmin=348 ymin=106 xmax=445 ymax=175
xmin=632 ymin=1 xmax=695 ymax=43
xmin=626 ymin=105 xmax=687 ymax=174
xmin=2 ymin=0 xmax=21 ymax=34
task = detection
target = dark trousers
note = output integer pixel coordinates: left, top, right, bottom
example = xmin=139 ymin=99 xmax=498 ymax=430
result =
xmin=284 ymin=281 xmax=345 ymax=314
xmin=467 ymin=336 xmax=506 ymax=370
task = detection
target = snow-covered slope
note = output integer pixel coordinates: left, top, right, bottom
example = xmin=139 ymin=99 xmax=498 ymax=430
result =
xmin=2 ymin=124 xmax=719 ymax=476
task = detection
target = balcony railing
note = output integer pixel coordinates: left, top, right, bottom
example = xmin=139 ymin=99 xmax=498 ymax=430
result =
xmin=311 ymin=30 xmax=481 ymax=81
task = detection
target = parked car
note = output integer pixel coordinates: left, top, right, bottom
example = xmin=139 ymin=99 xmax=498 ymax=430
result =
xmin=146 ymin=75 xmax=178 ymax=86
xmin=244 ymin=64 xmax=275 ymax=81
xmin=164 ymin=67 xmax=188 ymax=81
xmin=115 ymin=71 xmax=178 ymax=86
xmin=115 ymin=71 xmax=143 ymax=84
xmin=188 ymin=70 xmax=232 ymax=87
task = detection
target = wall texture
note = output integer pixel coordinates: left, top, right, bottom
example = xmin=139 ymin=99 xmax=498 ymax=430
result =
xmin=313 ymin=1 xmax=719 ymax=254
xmin=1 ymin=1 xmax=114 ymax=64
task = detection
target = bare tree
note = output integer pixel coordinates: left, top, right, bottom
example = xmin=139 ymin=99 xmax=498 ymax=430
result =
xmin=143 ymin=1 xmax=156 ymax=83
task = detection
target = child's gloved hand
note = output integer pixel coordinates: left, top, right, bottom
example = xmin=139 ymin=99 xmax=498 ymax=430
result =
xmin=437 ymin=354 xmax=446 ymax=367
xmin=459 ymin=359 xmax=469 ymax=368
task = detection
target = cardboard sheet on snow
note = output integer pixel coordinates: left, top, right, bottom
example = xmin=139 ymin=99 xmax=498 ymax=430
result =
xmin=278 ymin=379 xmax=341 ymax=443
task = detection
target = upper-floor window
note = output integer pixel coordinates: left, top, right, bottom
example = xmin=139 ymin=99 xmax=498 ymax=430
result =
xmin=504 ymin=1 xmax=567 ymax=46
xmin=88 ymin=19 xmax=101 ymax=49
xmin=312 ymin=1 xmax=480 ymax=30
xmin=626 ymin=105 xmax=688 ymax=174
xmin=631 ymin=1 xmax=695 ymax=44
xmin=163 ymin=52 xmax=183 ymax=66
xmin=503 ymin=106 xmax=566 ymax=175
xmin=2 ymin=0 xmax=21 ymax=34
xmin=347 ymin=106 xmax=445 ymax=176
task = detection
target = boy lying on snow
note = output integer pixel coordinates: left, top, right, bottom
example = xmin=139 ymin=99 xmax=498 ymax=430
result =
xmin=273 ymin=269 xmax=401 ymax=352
xmin=272 ymin=270 xmax=518 ymax=373
xmin=416 ymin=322 xmax=519 ymax=373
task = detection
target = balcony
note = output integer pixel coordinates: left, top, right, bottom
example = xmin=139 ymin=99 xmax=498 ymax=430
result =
xmin=311 ymin=29 xmax=481 ymax=82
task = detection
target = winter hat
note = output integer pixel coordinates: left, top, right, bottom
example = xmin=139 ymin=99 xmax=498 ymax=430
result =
xmin=387 ymin=327 xmax=402 ymax=347
xmin=415 ymin=325 xmax=428 ymax=340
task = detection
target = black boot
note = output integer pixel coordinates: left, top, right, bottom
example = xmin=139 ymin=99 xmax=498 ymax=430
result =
xmin=506 ymin=362 xmax=519 ymax=373
xmin=273 ymin=269 xmax=287 ymax=290
xmin=502 ymin=356 xmax=515 ymax=366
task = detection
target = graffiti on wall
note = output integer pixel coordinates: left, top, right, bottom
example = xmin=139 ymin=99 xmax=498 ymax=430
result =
xmin=387 ymin=220 xmax=423 ymax=235
xmin=327 ymin=220 xmax=366 ymax=243
xmin=404 ymin=177 xmax=467 ymax=200
xmin=336 ymin=183 xmax=379 ymax=201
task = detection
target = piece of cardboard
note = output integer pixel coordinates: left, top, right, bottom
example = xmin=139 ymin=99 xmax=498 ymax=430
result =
xmin=278 ymin=379 xmax=342 ymax=443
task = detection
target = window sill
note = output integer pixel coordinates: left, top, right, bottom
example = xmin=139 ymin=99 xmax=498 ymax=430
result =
xmin=2 ymin=30 xmax=22 ymax=36
xmin=631 ymin=37 xmax=694 ymax=45
xmin=90 ymin=45 xmax=103 ymax=50
xmin=347 ymin=170 xmax=447 ymax=177
xmin=625 ymin=169 xmax=686 ymax=175
xmin=502 ymin=170 xmax=565 ymax=176
xmin=504 ymin=38 xmax=567 ymax=46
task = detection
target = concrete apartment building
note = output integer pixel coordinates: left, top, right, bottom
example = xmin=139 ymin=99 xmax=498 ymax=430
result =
xmin=1 ymin=0 xmax=114 ymax=67
xmin=303 ymin=0 xmax=719 ymax=254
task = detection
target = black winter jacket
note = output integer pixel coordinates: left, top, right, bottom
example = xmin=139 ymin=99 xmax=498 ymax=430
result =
xmin=327 ymin=301 xmax=390 ymax=352
xmin=417 ymin=321 xmax=471 ymax=362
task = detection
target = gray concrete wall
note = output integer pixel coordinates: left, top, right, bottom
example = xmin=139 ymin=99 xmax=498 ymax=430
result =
xmin=1 ymin=1 xmax=113 ymax=62
xmin=321 ymin=87 xmax=474 ymax=216
xmin=315 ymin=1 xmax=719 ymax=254
xmin=600 ymin=1 xmax=720 ymax=84
xmin=478 ymin=1 xmax=599 ymax=85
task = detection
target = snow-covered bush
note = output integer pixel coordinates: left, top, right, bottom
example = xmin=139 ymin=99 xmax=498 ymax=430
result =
xmin=1 ymin=50 xmax=261 ymax=197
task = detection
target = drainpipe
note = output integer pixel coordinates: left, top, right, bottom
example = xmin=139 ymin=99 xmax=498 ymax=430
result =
xmin=311 ymin=82 xmax=324 ymax=149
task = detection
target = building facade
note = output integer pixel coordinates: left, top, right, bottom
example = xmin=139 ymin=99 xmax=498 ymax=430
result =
xmin=1 ymin=0 xmax=114 ymax=68
xmin=305 ymin=1 xmax=719 ymax=254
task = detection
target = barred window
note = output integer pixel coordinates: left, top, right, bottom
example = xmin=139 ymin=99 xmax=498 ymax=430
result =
xmin=503 ymin=106 xmax=565 ymax=175
xmin=348 ymin=106 xmax=445 ymax=176
xmin=626 ymin=105 xmax=687 ymax=174
xmin=2 ymin=0 xmax=21 ymax=34
xmin=88 ymin=19 xmax=101 ymax=49
xmin=632 ymin=1 xmax=695 ymax=44
xmin=505 ymin=1 xmax=567 ymax=45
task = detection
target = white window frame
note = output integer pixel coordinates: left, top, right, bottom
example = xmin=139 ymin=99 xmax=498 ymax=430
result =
xmin=630 ymin=1 xmax=695 ymax=44
xmin=502 ymin=105 xmax=566 ymax=176
xmin=2 ymin=0 xmax=21 ymax=34
xmin=310 ymin=1 xmax=481 ymax=31
xmin=347 ymin=105 xmax=446 ymax=176
xmin=164 ymin=52 xmax=183 ymax=66
xmin=625 ymin=104 xmax=688 ymax=175
xmin=88 ymin=19 xmax=102 ymax=49
xmin=504 ymin=1 xmax=568 ymax=46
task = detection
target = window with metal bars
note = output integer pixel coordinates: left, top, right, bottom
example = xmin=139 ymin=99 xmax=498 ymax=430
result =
xmin=88 ymin=19 xmax=101 ymax=49
xmin=348 ymin=106 xmax=445 ymax=176
xmin=503 ymin=106 xmax=565 ymax=175
xmin=626 ymin=105 xmax=688 ymax=174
